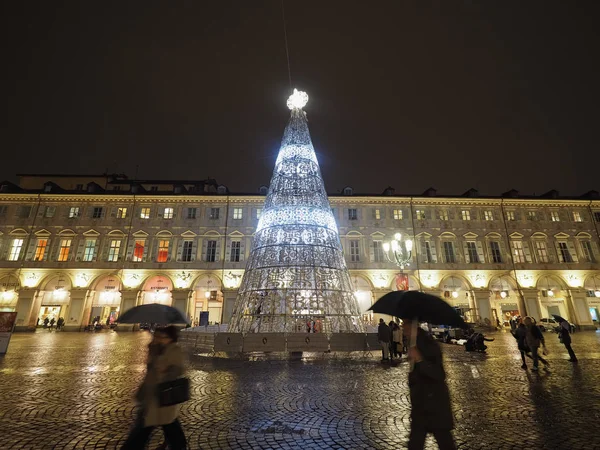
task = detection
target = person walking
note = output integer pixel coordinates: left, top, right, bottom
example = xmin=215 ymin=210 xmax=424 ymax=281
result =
xmin=513 ymin=318 xmax=532 ymax=369
xmin=377 ymin=318 xmax=391 ymax=362
xmin=558 ymin=319 xmax=578 ymax=362
xmin=121 ymin=325 xmax=187 ymax=450
xmin=405 ymin=319 xmax=456 ymax=450
xmin=49 ymin=317 xmax=55 ymax=329
xmin=523 ymin=317 xmax=549 ymax=371
xmin=43 ymin=317 xmax=49 ymax=328
xmin=56 ymin=317 xmax=64 ymax=331
xmin=391 ymin=322 xmax=403 ymax=360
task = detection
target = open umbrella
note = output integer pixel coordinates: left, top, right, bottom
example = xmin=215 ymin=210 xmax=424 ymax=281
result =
xmin=118 ymin=303 xmax=188 ymax=324
xmin=369 ymin=290 xmax=466 ymax=328
xmin=552 ymin=314 xmax=568 ymax=324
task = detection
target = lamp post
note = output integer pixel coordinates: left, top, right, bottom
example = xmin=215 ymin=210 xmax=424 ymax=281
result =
xmin=382 ymin=233 xmax=413 ymax=270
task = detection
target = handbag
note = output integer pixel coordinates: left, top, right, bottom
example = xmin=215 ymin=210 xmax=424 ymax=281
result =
xmin=157 ymin=377 xmax=190 ymax=407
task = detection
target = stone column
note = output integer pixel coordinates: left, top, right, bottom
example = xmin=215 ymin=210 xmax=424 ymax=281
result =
xmin=472 ymin=289 xmax=493 ymax=327
xmin=221 ymin=288 xmax=238 ymax=325
xmin=118 ymin=290 xmax=140 ymax=331
xmin=14 ymin=289 xmax=40 ymax=332
xmin=567 ymin=289 xmax=594 ymax=329
xmin=521 ymin=289 xmax=542 ymax=321
xmin=64 ymin=289 xmax=91 ymax=331
xmin=172 ymin=290 xmax=193 ymax=322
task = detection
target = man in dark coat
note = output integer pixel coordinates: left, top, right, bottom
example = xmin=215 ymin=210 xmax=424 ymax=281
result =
xmin=406 ymin=319 xmax=456 ymax=450
xmin=559 ymin=320 xmax=578 ymax=362
xmin=377 ymin=318 xmax=391 ymax=361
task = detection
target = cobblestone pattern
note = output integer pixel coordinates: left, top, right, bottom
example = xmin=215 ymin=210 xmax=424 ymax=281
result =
xmin=1 ymin=330 xmax=600 ymax=449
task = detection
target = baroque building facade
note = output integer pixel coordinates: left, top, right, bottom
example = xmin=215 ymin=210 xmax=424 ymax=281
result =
xmin=1 ymin=174 xmax=600 ymax=331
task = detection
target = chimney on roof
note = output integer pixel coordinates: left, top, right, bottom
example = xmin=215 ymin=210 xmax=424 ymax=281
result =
xmin=423 ymin=187 xmax=437 ymax=197
xmin=540 ymin=189 xmax=559 ymax=199
xmin=502 ymin=189 xmax=519 ymax=198
xmin=463 ymin=188 xmax=479 ymax=198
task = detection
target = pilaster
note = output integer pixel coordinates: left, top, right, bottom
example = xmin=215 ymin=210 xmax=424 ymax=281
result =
xmin=521 ymin=289 xmax=541 ymax=321
xmin=172 ymin=289 xmax=193 ymax=322
xmin=221 ymin=288 xmax=238 ymax=324
xmin=472 ymin=289 xmax=493 ymax=327
xmin=567 ymin=289 xmax=594 ymax=329
xmin=14 ymin=289 xmax=40 ymax=331
xmin=63 ymin=289 xmax=92 ymax=331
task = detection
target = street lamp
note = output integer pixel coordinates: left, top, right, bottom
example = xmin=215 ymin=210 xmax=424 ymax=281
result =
xmin=382 ymin=232 xmax=413 ymax=270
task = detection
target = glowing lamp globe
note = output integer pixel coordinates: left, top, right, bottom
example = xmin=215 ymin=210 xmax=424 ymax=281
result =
xmin=595 ymin=290 xmax=600 ymax=298
xmin=405 ymin=239 xmax=413 ymax=252
xmin=547 ymin=289 xmax=554 ymax=297
xmin=286 ymin=89 xmax=308 ymax=110
xmin=451 ymin=291 xmax=459 ymax=299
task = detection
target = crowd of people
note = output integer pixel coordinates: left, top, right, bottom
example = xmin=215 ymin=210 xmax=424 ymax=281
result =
xmin=38 ymin=316 xmax=65 ymax=330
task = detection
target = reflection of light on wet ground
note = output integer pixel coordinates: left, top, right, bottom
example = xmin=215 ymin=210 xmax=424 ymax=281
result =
xmin=29 ymin=367 xmax=47 ymax=375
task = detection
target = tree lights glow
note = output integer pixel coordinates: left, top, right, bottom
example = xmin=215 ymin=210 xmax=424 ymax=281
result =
xmin=229 ymin=90 xmax=363 ymax=333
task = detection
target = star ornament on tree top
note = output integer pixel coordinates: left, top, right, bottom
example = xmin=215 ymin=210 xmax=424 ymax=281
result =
xmin=286 ymin=88 xmax=308 ymax=110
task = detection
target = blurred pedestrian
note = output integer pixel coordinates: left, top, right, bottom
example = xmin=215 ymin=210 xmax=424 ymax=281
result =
xmin=405 ymin=319 xmax=456 ymax=450
xmin=377 ymin=319 xmax=391 ymax=362
xmin=524 ymin=317 xmax=549 ymax=371
xmin=49 ymin=317 xmax=55 ymax=329
xmin=56 ymin=317 xmax=64 ymax=331
xmin=43 ymin=317 xmax=49 ymax=328
xmin=558 ymin=320 xmax=578 ymax=362
xmin=391 ymin=322 xmax=403 ymax=359
xmin=121 ymin=326 xmax=187 ymax=450
xmin=512 ymin=318 xmax=532 ymax=369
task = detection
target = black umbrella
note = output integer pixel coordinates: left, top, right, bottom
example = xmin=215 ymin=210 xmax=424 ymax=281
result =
xmin=369 ymin=290 xmax=467 ymax=328
xmin=118 ymin=303 xmax=188 ymax=324
xmin=552 ymin=314 xmax=568 ymax=324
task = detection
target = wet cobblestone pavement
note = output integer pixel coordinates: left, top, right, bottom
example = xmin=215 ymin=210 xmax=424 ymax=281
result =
xmin=1 ymin=330 xmax=600 ymax=449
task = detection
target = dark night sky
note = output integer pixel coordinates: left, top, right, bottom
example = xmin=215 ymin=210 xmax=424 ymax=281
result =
xmin=1 ymin=1 xmax=598 ymax=195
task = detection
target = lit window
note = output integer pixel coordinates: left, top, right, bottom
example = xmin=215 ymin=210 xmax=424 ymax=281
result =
xmin=186 ymin=208 xmax=197 ymax=219
xmin=490 ymin=241 xmax=502 ymax=263
xmin=45 ymin=206 xmax=56 ymax=218
xmin=416 ymin=210 xmax=426 ymax=220
xmin=442 ymin=241 xmax=456 ymax=263
xmin=34 ymin=239 xmax=48 ymax=261
xmin=157 ymin=240 xmax=169 ymax=262
xmin=461 ymin=210 xmax=471 ymax=221
xmin=181 ymin=241 xmax=194 ymax=262
xmin=527 ymin=211 xmax=537 ymax=221
xmin=558 ymin=242 xmax=573 ymax=263
xmin=374 ymin=209 xmax=381 ymax=220
xmin=393 ymin=209 xmax=403 ymax=220
xmin=83 ymin=239 xmax=97 ymax=262
xmin=233 ymin=208 xmax=243 ymax=220
xmin=350 ymin=240 xmax=360 ymax=262
xmin=140 ymin=208 xmax=151 ymax=219
xmin=505 ymin=211 xmax=515 ymax=221
xmin=484 ymin=211 xmax=494 ymax=221
xmin=373 ymin=240 xmax=384 ymax=262
xmin=163 ymin=207 xmax=174 ymax=219
xmin=107 ymin=240 xmax=121 ymax=262
xmin=572 ymin=211 xmax=582 ymax=222
xmin=8 ymin=239 xmax=23 ymax=261
xmin=581 ymin=241 xmax=595 ymax=263
xmin=117 ymin=207 xmax=127 ymax=219
xmin=348 ymin=209 xmax=358 ymax=220
xmin=550 ymin=211 xmax=560 ymax=222
xmin=422 ymin=241 xmax=435 ymax=263
xmin=439 ymin=210 xmax=449 ymax=221
xmin=465 ymin=242 xmax=479 ymax=263
xmin=230 ymin=241 xmax=241 ymax=262
xmin=210 ymin=208 xmax=220 ymax=220
xmin=534 ymin=241 xmax=549 ymax=263
xmin=206 ymin=240 xmax=217 ymax=262
xmin=92 ymin=207 xmax=103 ymax=219
xmin=512 ymin=240 xmax=525 ymax=263
xmin=68 ymin=207 xmax=80 ymax=218
xmin=132 ymin=240 xmax=145 ymax=262
xmin=57 ymin=239 xmax=72 ymax=262
xmin=256 ymin=208 xmax=262 ymax=219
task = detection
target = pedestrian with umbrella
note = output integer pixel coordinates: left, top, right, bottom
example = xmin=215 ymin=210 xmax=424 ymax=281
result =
xmin=553 ymin=314 xmax=578 ymax=362
xmin=370 ymin=291 xmax=462 ymax=450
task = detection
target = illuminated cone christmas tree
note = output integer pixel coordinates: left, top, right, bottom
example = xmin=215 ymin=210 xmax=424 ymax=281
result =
xmin=229 ymin=90 xmax=363 ymax=333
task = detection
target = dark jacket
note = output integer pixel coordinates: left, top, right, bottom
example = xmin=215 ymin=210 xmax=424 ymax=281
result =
xmin=409 ymin=328 xmax=453 ymax=430
xmin=559 ymin=324 xmax=572 ymax=344
xmin=513 ymin=324 xmax=528 ymax=351
xmin=377 ymin=322 xmax=391 ymax=343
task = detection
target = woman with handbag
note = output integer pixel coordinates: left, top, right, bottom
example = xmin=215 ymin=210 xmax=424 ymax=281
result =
xmin=122 ymin=325 xmax=187 ymax=450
